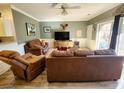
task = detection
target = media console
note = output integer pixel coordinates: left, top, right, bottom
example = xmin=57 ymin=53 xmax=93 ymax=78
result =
xmin=54 ymin=40 xmax=74 ymax=48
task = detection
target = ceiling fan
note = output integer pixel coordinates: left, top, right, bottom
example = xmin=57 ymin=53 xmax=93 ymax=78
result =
xmin=51 ymin=3 xmax=81 ymax=15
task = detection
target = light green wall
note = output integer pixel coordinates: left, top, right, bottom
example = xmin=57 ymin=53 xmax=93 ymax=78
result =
xmin=88 ymin=6 xmax=118 ymax=40
xmin=40 ymin=21 xmax=88 ymax=39
xmin=88 ymin=8 xmax=115 ymax=24
xmin=12 ymin=4 xmax=120 ymax=44
xmin=12 ymin=9 xmax=88 ymax=43
xmin=12 ymin=9 xmax=40 ymax=44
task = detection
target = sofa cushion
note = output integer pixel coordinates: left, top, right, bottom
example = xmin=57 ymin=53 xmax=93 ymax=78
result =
xmin=34 ymin=45 xmax=42 ymax=49
xmin=94 ymin=49 xmax=116 ymax=55
xmin=74 ymin=50 xmax=94 ymax=57
xmin=69 ymin=47 xmax=78 ymax=52
xmin=0 ymin=50 xmax=20 ymax=58
xmin=52 ymin=49 xmax=74 ymax=57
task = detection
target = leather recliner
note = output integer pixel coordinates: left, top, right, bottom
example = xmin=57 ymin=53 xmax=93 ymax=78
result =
xmin=0 ymin=50 xmax=45 ymax=81
xmin=24 ymin=39 xmax=49 ymax=56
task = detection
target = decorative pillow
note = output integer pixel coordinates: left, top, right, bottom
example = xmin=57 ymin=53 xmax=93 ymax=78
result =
xmin=0 ymin=50 xmax=20 ymax=58
xmin=52 ymin=49 xmax=74 ymax=57
xmin=42 ymin=46 xmax=49 ymax=54
xmin=41 ymin=40 xmax=49 ymax=47
xmin=45 ymin=42 xmax=48 ymax=46
xmin=69 ymin=47 xmax=78 ymax=52
xmin=41 ymin=40 xmax=46 ymax=46
xmin=74 ymin=50 xmax=94 ymax=57
xmin=94 ymin=49 xmax=116 ymax=55
xmin=57 ymin=47 xmax=68 ymax=51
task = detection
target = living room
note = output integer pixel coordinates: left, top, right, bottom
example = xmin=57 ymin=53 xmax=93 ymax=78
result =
xmin=0 ymin=0 xmax=124 ymax=91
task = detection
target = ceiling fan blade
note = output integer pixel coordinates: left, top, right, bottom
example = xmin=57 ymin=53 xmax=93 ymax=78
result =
xmin=65 ymin=6 xmax=81 ymax=9
xmin=62 ymin=3 xmax=69 ymax=8
xmin=51 ymin=3 xmax=58 ymax=7
xmin=57 ymin=6 xmax=81 ymax=9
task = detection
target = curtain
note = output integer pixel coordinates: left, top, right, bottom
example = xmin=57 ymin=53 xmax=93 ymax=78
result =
xmin=86 ymin=25 xmax=95 ymax=50
xmin=110 ymin=15 xmax=121 ymax=49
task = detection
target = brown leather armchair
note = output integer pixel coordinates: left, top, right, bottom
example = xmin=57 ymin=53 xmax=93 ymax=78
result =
xmin=24 ymin=39 xmax=49 ymax=56
xmin=0 ymin=50 xmax=45 ymax=81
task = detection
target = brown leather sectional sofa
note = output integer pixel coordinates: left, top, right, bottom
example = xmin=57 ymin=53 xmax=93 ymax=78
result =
xmin=46 ymin=49 xmax=124 ymax=82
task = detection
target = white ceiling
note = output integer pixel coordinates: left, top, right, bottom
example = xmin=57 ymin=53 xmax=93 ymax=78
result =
xmin=11 ymin=3 xmax=120 ymax=21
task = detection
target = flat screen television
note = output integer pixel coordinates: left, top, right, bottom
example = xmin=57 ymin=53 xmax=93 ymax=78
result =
xmin=55 ymin=32 xmax=70 ymax=40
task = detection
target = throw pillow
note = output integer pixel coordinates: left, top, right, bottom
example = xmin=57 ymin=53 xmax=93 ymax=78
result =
xmin=52 ymin=49 xmax=74 ymax=57
xmin=69 ymin=47 xmax=78 ymax=52
xmin=94 ymin=49 xmax=116 ymax=55
xmin=41 ymin=40 xmax=46 ymax=46
xmin=74 ymin=50 xmax=94 ymax=57
xmin=45 ymin=42 xmax=48 ymax=46
xmin=57 ymin=47 xmax=68 ymax=51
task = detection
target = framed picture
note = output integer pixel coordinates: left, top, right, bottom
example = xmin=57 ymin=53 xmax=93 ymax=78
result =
xmin=26 ymin=23 xmax=36 ymax=36
xmin=43 ymin=26 xmax=51 ymax=33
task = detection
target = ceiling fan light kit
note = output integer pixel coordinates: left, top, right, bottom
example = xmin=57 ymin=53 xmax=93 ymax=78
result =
xmin=61 ymin=9 xmax=68 ymax=16
xmin=51 ymin=3 xmax=81 ymax=16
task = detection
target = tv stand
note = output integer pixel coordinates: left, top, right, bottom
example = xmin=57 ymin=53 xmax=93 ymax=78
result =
xmin=54 ymin=40 xmax=74 ymax=48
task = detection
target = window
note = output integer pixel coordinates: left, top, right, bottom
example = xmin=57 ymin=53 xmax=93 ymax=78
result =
xmin=116 ymin=16 xmax=124 ymax=55
xmin=96 ymin=21 xmax=113 ymax=49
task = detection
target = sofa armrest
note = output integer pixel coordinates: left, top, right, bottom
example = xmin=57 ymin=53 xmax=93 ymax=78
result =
xmin=10 ymin=59 xmax=27 ymax=70
xmin=14 ymin=56 xmax=29 ymax=65
xmin=10 ymin=59 xmax=27 ymax=79
xmin=0 ymin=56 xmax=27 ymax=70
xmin=0 ymin=56 xmax=10 ymax=64
xmin=21 ymin=53 xmax=33 ymax=59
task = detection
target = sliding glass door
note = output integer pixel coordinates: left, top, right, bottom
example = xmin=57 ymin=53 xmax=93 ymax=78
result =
xmin=96 ymin=21 xmax=113 ymax=49
xmin=116 ymin=16 xmax=124 ymax=55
